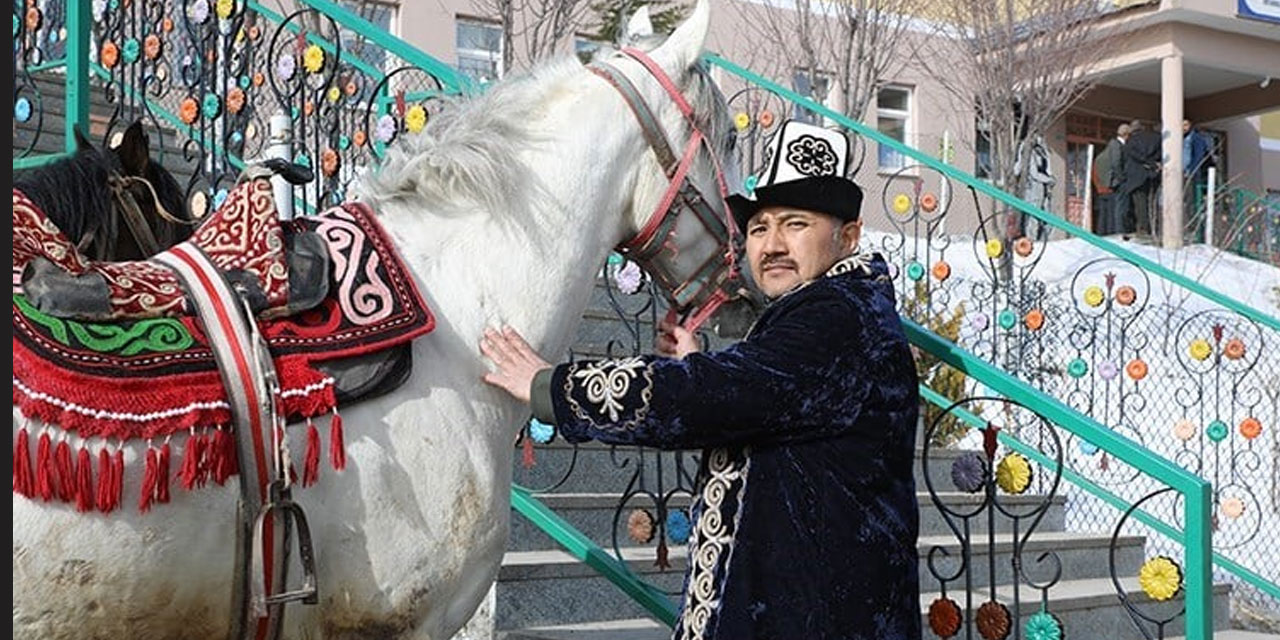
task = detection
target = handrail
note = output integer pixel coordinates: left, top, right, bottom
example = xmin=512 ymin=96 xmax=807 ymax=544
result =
xmin=510 ymin=485 xmax=679 ymax=626
xmin=919 ymin=385 xmax=1280 ymax=602
xmin=703 ymin=53 xmax=1280 ymax=334
xmin=13 ymin=0 xmax=88 ymax=169
xmin=904 ymin=319 xmax=1213 ymax=639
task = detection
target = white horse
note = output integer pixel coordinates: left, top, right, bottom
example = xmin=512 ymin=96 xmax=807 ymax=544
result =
xmin=12 ymin=2 xmax=740 ymax=638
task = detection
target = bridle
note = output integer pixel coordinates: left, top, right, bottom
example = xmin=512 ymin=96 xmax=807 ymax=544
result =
xmin=589 ymin=48 xmax=745 ymax=333
xmin=83 ymin=172 xmax=192 ymax=260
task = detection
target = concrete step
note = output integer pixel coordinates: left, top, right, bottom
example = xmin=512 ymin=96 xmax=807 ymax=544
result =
xmin=496 ymin=565 xmax=1232 ymax=639
xmin=514 ymin=440 xmax=994 ymax=500
xmin=508 ymin=489 xmax=1066 ymax=552
xmin=496 ymin=530 xmax=1151 ymax=632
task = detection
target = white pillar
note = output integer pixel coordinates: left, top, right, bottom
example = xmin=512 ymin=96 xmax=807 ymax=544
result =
xmin=1083 ymin=143 xmax=1095 ymax=233
xmin=267 ymin=112 xmax=295 ymax=220
xmin=1205 ymin=166 xmax=1217 ymax=246
xmin=1161 ymin=54 xmax=1184 ymax=249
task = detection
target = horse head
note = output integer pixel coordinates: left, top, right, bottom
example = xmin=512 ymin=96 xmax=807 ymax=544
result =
xmin=15 ymin=119 xmax=193 ymax=261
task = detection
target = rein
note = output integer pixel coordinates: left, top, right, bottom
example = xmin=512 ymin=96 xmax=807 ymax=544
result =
xmin=102 ymin=173 xmax=195 ymax=259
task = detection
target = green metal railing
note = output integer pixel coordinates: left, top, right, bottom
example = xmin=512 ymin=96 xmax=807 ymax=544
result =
xmin=12 ymin=0 xmax=89 ymax=170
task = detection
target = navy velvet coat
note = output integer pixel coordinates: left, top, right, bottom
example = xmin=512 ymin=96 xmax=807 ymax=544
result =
xmin=534 ymin=253 xmax=921 ymax=640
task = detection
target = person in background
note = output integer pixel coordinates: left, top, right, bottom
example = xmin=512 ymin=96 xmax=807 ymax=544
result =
xmin=1092 ymin=123 xmax=1129 ymax=236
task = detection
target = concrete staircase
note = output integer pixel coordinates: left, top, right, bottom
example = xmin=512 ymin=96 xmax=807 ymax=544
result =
xmin=493 ymin=281 xmax=1235 ymax=639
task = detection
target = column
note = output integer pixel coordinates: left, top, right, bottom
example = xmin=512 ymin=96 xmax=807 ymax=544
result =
xmin=1161 ymin=54 xmax=1184 ymax=249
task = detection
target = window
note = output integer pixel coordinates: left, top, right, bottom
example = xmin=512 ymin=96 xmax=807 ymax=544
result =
xmin=876 ymin=85 xmax=912 ymax=171
xmin=791 ymin=70 xmax=831 ymax=124
xmin=341 ymin=1 xmax=397 ymax=74
xmin=456 ymin=19 xmax=503 ymax=84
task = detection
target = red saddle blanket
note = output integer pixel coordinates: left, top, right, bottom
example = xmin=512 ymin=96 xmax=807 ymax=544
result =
xmin=12 ymin=191 xmax=434 ymax=512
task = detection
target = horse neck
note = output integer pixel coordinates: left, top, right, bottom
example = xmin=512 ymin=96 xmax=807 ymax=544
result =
xmin=377 ymin=127 xmax=645 ymax=362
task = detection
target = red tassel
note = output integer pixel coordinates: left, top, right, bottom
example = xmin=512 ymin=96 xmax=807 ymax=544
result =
xmin=156 ymin=441 xmax=172 ymax=504
xmin=75 ymin=446 xmax=94 ymax=513
xmin=111 ymin=447 xmax=124 ymax=512
xmin=96 ymin=447 xmax=114 ymax=513
xmin=180 ymin=430 xmax=204 ymax=490
xmin=55 ymin=439 xmax=76 ymax=502
xmin=303 ymin=420 xmax=321 ymax=487
xmin=36 ymin=432 xmax=54 ymax=501
xmin=211 ymin=427 xmax=234 ymax=486
xmin=522 ymin=435 xmax=536 ymax=469
xmin=195 ymin=429 xmax=211 ymax=487
xmin=329 ymin=411 xmax=346 ymax=471
xmin=139 ymin=446 xmax=159 ymax=513
xmin=13 ymin=427 xmax=34 ymax=498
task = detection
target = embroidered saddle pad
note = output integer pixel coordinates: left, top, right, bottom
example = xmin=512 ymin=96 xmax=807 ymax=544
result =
xmin=12 ymin=199 xmax=435 ymax=439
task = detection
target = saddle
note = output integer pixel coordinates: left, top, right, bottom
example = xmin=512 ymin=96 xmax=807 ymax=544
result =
xmin=17 ymin=170 xmax=329 ymax=322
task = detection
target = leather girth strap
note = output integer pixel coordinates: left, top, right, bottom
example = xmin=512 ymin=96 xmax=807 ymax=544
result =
xmin=153 ymin=242 xmax=317 ymax=640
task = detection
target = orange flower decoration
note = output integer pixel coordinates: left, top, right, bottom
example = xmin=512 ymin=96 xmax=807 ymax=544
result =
xmin=1115 ymin=285 xmax=1137 ymax=306
xmin=162 ymin=18 xmax=174 ymax=32
xmin=353 ymin=130 xmax=367 ymax=147
xmin=143 ymin=35 xmax=162 ymax=60
xmin=226 ymin=87 xmax=246 ymax=114
xmin=932 ymin=261 xmax=951 ymax=282
xmin=25 ymin=7 xmax=40 ymax=31
xmin=920 ymin=193 xmax=938 ymax=213
xmin=321 ymin=148 xmax=340 ymax=177
xmin=252 ymin=72 xmax=265 ymax=87
xmin=345 ymin=81 xmax=358 ymax=96
xmin=1126 ymin=359 xmax=1149 ymax=381
xmin=248 ymin=25 xmax=260 ymax=40
xmin=304 ymin=101 xmax=314 ymax=116
xmin=100 ymin=41 xmax=120 ymax=69
xmin=178 ymin=97 xmax=199 ymax=124
xmin=1024 ymin=309 xmax=1045 ymax=331
xmin=1239 ymin=417 xmax=1262 ymax=440
xmin=759 ymin=110 xmax=775 ymax=128
xmin=1223 ymin=338 xmax=1245 ymax=360
xmin=1014 ymin=236 xmax=1034 ymax=257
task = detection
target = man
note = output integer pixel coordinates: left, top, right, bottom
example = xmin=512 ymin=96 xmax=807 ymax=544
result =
xmin=481 ymin=120 xmax=921 ymax=640
xmin=1092 ymin=123 xmax=1129 ymax=236
xmin=1183 ymin=119 xmax=1213 ymax=235
xmin=1117 ymin=119 xmax=1161 ymax=239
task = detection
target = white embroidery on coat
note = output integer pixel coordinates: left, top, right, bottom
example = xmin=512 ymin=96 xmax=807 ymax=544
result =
xmin=564 ymin=357 xmax=653 ymax=428
xmin=677 ymin=447 xmax=751 ymax=640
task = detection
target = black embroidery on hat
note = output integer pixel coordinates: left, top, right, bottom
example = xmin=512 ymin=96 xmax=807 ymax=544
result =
xmin=786 ymin=135 xmax=839 ymax=176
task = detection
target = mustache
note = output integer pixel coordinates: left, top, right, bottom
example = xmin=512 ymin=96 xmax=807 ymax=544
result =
xmin=759 ymin=257 xmax=797 ymax=270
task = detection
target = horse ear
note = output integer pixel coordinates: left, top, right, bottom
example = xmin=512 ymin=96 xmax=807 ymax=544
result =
xmin=650 ymin=0 xmax=709 ymax=77
xmin=73 ymin=124 xmax=96 ymax=153
xmin=117 ymin=120 xmax=151 ymax=175
xmin=619 ymin=6 xmax=655 ymax=47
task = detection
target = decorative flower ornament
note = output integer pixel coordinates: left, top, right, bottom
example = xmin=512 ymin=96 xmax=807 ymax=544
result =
xmin=189 ymin=0 xmax=210 ymax=24
xmin=144 ymin=34 xmax=162 ymax=60
xmin=920 ymin=193 xmax=938 ymax=212
xmin=613 ymin=260 xmax=644 ymax=294
xmin=1173 ymin=419 xmax=1196 ymax=442
xmin=1098 ymin=361 xmax=1119 ymax=381
xmin=1067 ymin=358 xmax=1088 ymax=378
xmin=405 ymin=105 xmax=428 ymax=133
xmin=216 ymin=0 xmax=235 ymax=20
xmin=179 ymin=97 xmax=199 ymax=124
xmin=985 ymin=238 xmax=1003 ymax=258
xmin=906 ymin=262 xmax=925 ymax=281
xmin=253 ymin=72 xmax=265 ymax=87
xmin=997 ymin=309 xmax=1017 ymax=331
xmin=928 ymin=597 xmax=963 ymax=638
xmin=303 ymin=44 xmax=325 ymax=73
xmin=25 ymin=7 xmax=41 ymax=30
xmin=353 ymin=130 xmax=367 ymax=147
xmin=226 ymin=87 xmax=246 ymax=114
xmin=122 ymin=38 xmax=140 ymax=64
xmin=327 ymin=86 xmax=342 ymax=103
xmin=892 ymin=194 xmax=912 ymax=215
xmin=759 ymin=110 xmax=775 ymax=128
xmin=1206 ymin=420 xmax=1228 ymax=443
xmin=1014 ymin=236 xmax=1034 ymax=257
xmin=996 ymin=452 xmax=1032 ymax=494
xmin=1115 ymin=285 xmax=1137 ymax=306
xmin=1221 ymin=497 xmax=1245 ymax=520
xmin=321 ymin=148 xmax=340 ymax=177
xmin=976 ymin=600 xmax=1012 ymax=640
xmin=1126 ymin=359 xmax=1148 ymax=381
xmin=1189 ymin=339 xmax=1212 ymax=361
xmin=101 ymin=41 xmax=120 ymax=68
xmin=627 ymin=509 xmax=655 ymax=544
xmin=1024 ymin=611 xmax=1063 ymax=640
xmin=14 ymin=97 xmax=32 ymax=122
xmin=1138 ymin=556 xmax=1182 ymax=601
xmin=932 ymin=261 xmax=951 ymax=281
xmin=374 ymin=114 xmax=397 ymax=143
xmin=733 ymin=112 xmax=750 ymax=130
xmin=950 ymin=451 xmax=987 ymax=493
xmin=971 ymin=313 xmax=989 ymax=331
xmin=528 ymin=418 xmax=555 ymax=444
xmin=1078 ymin=439 xmax=1099 ymax=455
xmin=1083 ymin=285 xmax=1105 ymax=308
xmin=276 ymin=54 xmax=296 ymax=81
xmin=1223 ymin=338 xmax=1245 ymax=360
xmin=666 ymin=509 xmax=692 ymax=544
xmin=1239 ymin=417 xmax=1262 ymax=440
xmin=202 ymin=93 xmax=221 ymax=119
xmin=1024 ymin=309 xmax=1045 ymax=331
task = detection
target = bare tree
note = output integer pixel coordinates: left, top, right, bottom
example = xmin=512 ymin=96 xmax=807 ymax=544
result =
xmin=744 ymin=0 xmax=926 ymax=122
xmin=473 ymin=0 xmax=597 ymax=71
xmin=918 ymin=0 xmax=1122 ymax=239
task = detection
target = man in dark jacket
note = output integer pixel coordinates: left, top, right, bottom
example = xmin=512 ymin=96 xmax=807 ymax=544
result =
xmin=1117 ymin=120 xmax=1162 ymax=238
xmin=1092 ymin=123 xmax=1129 ymax=235
xmin=481 ymin=120 xmax=922 ymax=640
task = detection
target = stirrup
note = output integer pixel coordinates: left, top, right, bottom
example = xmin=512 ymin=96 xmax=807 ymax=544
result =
xmin=250 ymin=483 xmax=319 ymax=618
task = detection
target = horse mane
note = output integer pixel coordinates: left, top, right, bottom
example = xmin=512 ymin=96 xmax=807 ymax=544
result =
xmin=355 ymin=57 xmax=587 ymax=218
xmin=14 ymin=150 xmax=115 ymax=243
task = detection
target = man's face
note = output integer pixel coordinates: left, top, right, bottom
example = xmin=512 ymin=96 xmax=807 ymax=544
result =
xmin=1183 ymin=120 xmax=1191 ymax=133
xmin=744 ymin=206 xmax=859 ymax=298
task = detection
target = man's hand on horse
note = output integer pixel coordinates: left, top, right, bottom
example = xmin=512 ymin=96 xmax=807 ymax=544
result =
xmin=481 ymin=326 xmax=550 ymax=404
xmin=655 ymin=317 xmax=700 ymax=359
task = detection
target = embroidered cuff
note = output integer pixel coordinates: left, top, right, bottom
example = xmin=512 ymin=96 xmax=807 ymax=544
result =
xmin=530 ymin=367 xmax=557 ymax=425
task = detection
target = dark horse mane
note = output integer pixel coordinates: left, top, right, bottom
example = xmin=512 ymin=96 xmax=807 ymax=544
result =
xmin=14 ymin=129 xmax=192 ymax=260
